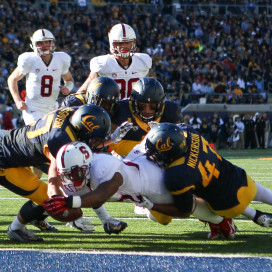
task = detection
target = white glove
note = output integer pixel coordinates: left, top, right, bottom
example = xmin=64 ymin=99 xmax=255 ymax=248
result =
xmin=137 ymin=196 xmax=154 ymax=209
xmin=148 ymin=121 xmax=158 ymax=129
xmin=111 ymin=121 xmax=134 ymax=144
xmin=66 ymin=217 xmax=95 ymax=233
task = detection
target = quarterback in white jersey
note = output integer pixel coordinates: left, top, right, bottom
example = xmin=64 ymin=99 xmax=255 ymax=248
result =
xmin=77 ymin=23 xmax=152 ymax=99
xmin=8 ymin=29 xmax=74 ymax=125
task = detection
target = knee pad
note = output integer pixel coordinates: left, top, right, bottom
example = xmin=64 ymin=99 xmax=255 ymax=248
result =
xmin=20 ymin=200 xmax=48 ymax=223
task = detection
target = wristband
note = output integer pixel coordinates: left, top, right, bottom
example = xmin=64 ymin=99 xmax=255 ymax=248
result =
xmin=64 ymin=81 xmax=74 ymax=92
xmin=72 ymin=196 xmax=82 ymax=208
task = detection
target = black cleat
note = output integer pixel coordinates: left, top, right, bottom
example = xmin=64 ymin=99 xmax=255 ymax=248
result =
xmin=103 ymin=218 xmax=127 ymax=234
xmin=7 ymin=225 xmax=44 ymax=242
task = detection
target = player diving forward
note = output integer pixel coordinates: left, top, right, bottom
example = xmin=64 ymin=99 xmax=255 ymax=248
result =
xmin=43 ymin=141 xmax=237 ymax=239
xmin=0 ymin=104 xmax=124 ymax=242
xmin=142 ymin=123 xmax=272 ymax=239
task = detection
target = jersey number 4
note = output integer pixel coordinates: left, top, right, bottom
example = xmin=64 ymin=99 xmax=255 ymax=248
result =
xmin=198 ymin=137 xmax=222 ymax=188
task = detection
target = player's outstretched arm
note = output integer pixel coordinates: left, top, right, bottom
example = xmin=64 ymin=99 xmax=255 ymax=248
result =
xmin=44 ymin=172 xmax=123 ymax=213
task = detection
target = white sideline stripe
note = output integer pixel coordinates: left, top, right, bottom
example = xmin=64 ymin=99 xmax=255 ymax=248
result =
xmin=0 ymin=248 xmax=271 ymax=259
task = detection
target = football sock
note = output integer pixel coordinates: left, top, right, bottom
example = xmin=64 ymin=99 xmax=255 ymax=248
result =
xmin=254 ymin=182 xmax=272 ymax=205
xmin=192 ymin=198 xmax=223 ymax=224
xmin=93 ymin=205 xmax=111 ymax=224
xmin=242 ymin=206 xmax=257 ymax=220
xmin=10 ymin=216 xmax=25 ymax=231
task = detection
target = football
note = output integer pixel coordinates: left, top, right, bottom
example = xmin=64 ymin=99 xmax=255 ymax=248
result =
xmin=49 ymin=208 xmax=83 ymax=222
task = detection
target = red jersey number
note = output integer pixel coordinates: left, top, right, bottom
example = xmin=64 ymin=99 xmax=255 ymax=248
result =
xmin=115 ymin=78 xmax=139 ymax=99
xmin=41 ymin=75 xmax=53 ymax=97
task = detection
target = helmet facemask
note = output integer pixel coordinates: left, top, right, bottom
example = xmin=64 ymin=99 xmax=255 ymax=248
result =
xmin=56 ymin=141 xmax=93 ymax=193
xmin=58 ymin=165 xmax=90 ymax=192
xmin=133 ymin=100 xmax=163 ymax=122
xmin=108 ymin=23 xmax=137 ymax=60
xmin=111 ymin=41 xmax=136 ymax=59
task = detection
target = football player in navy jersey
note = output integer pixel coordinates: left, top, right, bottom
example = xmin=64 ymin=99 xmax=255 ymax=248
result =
xmin=0 ymin=104 xmax=111 ymax=241
xmin=108 ymin=77 xmax=182 ymax=156
xmin=143 ymin=123 xmax=272 ymax=239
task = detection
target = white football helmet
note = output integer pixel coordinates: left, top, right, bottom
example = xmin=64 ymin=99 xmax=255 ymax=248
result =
xmin=108 ymin=23 xmax=136 ymax=59
xmin=30 ymin=29 xmax=55 ymax=56
xmin=56 ymin=141 xmax=93 ymax=192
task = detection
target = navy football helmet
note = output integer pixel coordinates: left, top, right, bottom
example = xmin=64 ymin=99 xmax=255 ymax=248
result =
xmin=61 ymin=93 xmax=86 ymax=107
xmin=145 ymin=123 xmax=187 ymax=167
xmin=86 ymin=77 xmax=120 ymax=117
xmin=130 ymin=77 xmax=165 ymax=122
xmin=70 ymin=104 xmax=111 ymax=148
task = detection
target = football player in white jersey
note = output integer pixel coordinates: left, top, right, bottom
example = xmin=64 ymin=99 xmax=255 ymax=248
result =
xmin=44 ymin=141 xmax=238 ymax=239
xmin=77 ymin=23 xmax=152 ymax=99
xmin=8 ymin=28 xmax=74 ymax=125
xmin=7 ymin=28 xmax=74 ymax=231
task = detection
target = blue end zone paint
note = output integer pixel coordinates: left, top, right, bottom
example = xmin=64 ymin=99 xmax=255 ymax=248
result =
xmin=0 ymin=251 xmax=272 ymax=272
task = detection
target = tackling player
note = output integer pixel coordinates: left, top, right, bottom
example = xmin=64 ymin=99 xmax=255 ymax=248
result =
xmin=143 ymin=123 xmax=272 ymax=239
xmin=0 ymin=104 xmax=110 ymax=242
xmin=77 ymin=23 xmax=152 ymax=99
xmin=44 ymin=141 xmax=236 ymax=239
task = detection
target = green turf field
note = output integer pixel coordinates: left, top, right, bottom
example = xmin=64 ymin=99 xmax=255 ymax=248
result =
xmin=0 ymin=149 xmax=271 ymax=256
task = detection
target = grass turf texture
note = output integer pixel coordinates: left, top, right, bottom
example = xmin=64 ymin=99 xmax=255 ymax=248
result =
xmin=0 ymin=149 xmax=271 ymax=256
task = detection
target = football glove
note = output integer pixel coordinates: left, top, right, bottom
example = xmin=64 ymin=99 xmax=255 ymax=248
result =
xmin=137 ymin=196 xmax=154 ymax=210
xmin=43 ymin=195 xmax=73 ymax=214
xmin=111 ymin=121 xmax=134 ymax=143
xmin=66 ymin=217 xmax=95 ymax=232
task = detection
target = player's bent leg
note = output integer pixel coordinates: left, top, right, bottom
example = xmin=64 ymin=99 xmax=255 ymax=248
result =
xmin=0 ymin=167 xmax=49 ymax=205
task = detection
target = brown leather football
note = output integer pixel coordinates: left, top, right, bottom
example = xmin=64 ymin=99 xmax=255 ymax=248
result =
xmin=49 ymin=208 xmax=83 ymax=222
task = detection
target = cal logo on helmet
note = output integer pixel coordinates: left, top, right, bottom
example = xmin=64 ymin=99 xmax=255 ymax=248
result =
xmin=155 ymin=137 xmax=172 ymax=152
xmin=81 ymin=115 xmax=100 ymax=132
